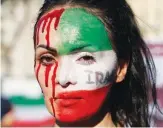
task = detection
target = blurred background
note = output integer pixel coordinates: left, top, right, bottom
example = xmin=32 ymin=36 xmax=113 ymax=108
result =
xmin=1 ymin=0 xmax=163 ymax=127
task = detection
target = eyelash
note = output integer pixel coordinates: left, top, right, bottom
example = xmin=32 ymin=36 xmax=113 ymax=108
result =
xmin=38 ymin=52 xmax=95 ymax=66
xmin=39 ymin=54 xmax=55 ymax=66
xmin=77 ymin=52 xmax=96 ymax=65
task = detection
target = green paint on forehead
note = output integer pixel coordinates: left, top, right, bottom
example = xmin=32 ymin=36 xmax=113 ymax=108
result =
xmin=56 ymin=8 xmax=113 ymax=55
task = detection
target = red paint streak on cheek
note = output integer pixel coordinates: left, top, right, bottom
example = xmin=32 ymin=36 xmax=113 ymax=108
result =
xmin=36 ymin=63 xmax=41 ymax=81
xmin=36 ymin=8 xmax=65 ymax=46
xmin=45 ymin=65 xmax=53 ymax=87
xmin=48 ymin=62 xmax=58 ymax=117
xmin=51 ymin=62 xmax=58 ymax=98
xmin=49 ymin=97 xmax=55 ymax=116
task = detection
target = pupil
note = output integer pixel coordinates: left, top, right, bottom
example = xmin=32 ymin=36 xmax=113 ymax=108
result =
xmin=46 ymin=57 xmax=52 ymax=62
xmin=84 ymin=56 xmax=92 ymax=60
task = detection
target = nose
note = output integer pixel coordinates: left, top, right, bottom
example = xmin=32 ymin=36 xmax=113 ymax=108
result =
xmin=55 ymin=56 xmax=77 ymax=87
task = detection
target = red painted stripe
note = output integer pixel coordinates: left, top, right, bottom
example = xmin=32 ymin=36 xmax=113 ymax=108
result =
xmin=42 ymin=19 xmax=48 ymax=33
xmin=54 ymin=9 xmax=65 ymax=30
xmin=46 ymin=17 xmax=53 ymax=47
xmin=50 ymin=97 xmax=55 ymax=116
xmin=51 ymin=62 xmax=58 ymax=98
xmin=45 ymin=65 xmax=53 ymax=87
xmin=36 ymin=26 xmax=40 ymax=45
xmin=36 ymin=63 xmax=41 ymax=81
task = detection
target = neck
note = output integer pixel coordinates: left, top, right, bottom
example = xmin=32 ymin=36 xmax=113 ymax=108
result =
xmin=95 ymin=113 xmax=115 ymax=127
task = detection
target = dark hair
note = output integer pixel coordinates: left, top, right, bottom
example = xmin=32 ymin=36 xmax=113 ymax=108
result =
xmin=33 ymin=0 xmax=158 ymax=126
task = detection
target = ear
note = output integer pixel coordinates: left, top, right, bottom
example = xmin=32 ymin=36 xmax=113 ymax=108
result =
xmin=115 ymin=59 xmax=128 ymax=83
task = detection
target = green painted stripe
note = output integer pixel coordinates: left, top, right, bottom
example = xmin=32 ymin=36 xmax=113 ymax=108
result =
xmin=57 ymin=8 xmax=113 ymax=55
xmin=9 ymin=96 xmax=44 ymax=105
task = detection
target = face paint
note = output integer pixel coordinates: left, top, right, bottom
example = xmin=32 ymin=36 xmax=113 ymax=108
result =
xmin=55 ymin=86 xmax=110 ymax=122
xmin=35 ymin=8 xmax=117 ymax=123
xmin=56 ymin=8 xmax=112 ymax=55
xmin=45 ymin=65 xmax=53 ymax=87
xmin=35 ymin=8 xmax=64 ymax=116
xmin=35 ymin=63 xmax=41 ymax=81
xmin=52 ymin=62 xmax=58 ymax=98
xmin=36 ymin=8 xmax=65 ymax=47
xmin=49 ymin=97 xmax=55 ymax=116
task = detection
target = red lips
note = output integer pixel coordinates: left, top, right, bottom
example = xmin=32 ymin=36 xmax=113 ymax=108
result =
xmin=55 ymin=92 xmax=82 ymax=99
xmin=55 ymin=92 xmax=82 ymax=107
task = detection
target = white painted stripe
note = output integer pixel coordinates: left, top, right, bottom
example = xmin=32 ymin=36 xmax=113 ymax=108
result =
xmin=55 ymin=50 xmax=117 ymax=92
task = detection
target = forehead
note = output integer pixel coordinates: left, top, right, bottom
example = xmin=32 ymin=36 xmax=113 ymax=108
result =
xmin=37 ymin=8 xmax=112 ymax=55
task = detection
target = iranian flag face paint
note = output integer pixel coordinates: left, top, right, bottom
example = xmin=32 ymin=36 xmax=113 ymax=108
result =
xmin=35 ymin=8 xmax=117 ymax=123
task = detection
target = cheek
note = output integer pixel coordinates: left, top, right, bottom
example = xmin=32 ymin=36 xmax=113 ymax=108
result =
xmin=35 ymin=64 xmax=47 ymax=93
xmin=34 ymin=63 xmax=54 ymax=97
xmin=74 ymin=63 xmax=115 ymax=90
xmin=34 ymin=63 xmax=58 ymax=116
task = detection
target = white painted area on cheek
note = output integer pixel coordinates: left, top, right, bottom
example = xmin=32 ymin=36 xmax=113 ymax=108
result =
xmin=55 ymin=50 xmax=117 ymax=92
xmin=56 ymin=55 xmax=77 ymax=86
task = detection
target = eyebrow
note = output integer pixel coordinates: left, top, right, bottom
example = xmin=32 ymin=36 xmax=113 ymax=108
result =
xmin=36 ymin=44 xmax=57 ymax=55
xmin=36 ymin=44 xmax=93 ymax=55
xmin=70 ymin=44 xmax=91 ymax=54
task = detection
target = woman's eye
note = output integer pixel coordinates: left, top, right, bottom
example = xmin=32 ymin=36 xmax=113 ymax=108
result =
xmin=77 ymin=55 xmax=95 ymax=65
xmin=39 ymin=55 xmax=55 ymax=66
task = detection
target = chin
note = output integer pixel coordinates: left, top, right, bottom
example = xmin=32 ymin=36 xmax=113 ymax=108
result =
xmin=55 ymin=105 xmax=97 ymax=123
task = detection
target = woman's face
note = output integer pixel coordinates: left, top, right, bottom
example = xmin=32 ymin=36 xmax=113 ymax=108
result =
xmin=35 ymin=8 xmax=117 ymax=123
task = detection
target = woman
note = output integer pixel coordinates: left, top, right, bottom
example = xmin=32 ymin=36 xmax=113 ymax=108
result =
xmin=33 ymin=0 xmax=158 ymax=127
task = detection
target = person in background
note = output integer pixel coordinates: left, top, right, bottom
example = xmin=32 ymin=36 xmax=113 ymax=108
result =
xmin=1 ymin=97 xmax=14 ymax=127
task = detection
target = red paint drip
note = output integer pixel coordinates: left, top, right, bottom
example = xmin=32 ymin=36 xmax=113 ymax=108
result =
xmin=42 ymin=19 xmax=48 ymax=33
xmin=46 ymin=18 xmax=53 ymax=47
xmin=36 ymin=26 xmax=40 ymax=45
xmin=36 ymin=63 xmax=41 ymax=81
xmin=51 ymin=62 xmax=58 ymax=98
xmin=36 ymin=8 xmax=65 ymax=46
xmin=54 ymin=9 xmax=65 ymax=30
xmin=45 ymin=65 xmax=53 ymax=87
xmin=49 ymin=98 xmax=55 ymax=116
